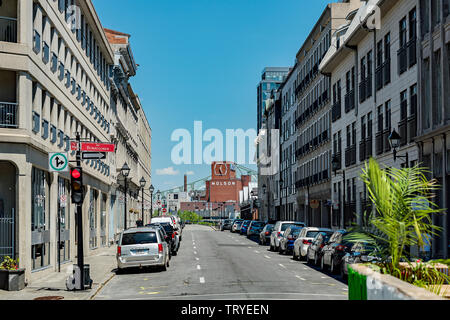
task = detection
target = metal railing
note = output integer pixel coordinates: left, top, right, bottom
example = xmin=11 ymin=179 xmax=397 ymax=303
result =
xmin=0 ymin=102 xmax=18 ymax=128
xmin=0 ymin=16 xmax=17 ymax=43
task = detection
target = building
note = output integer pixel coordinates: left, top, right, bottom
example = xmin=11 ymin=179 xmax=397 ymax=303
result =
xmin=0 ymin=0 xmax=152 ymax=284
xmin=320 ymin=0 xmax=420 ymax=233
xmin=415 ymin=0 xmax=449 ymax=258
xmin=239 ymin=181 xmax=259 ymax=220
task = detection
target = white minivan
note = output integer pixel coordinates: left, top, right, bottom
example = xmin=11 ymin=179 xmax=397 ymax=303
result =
xmin=269 ymin=221 xmax=305 ymax=252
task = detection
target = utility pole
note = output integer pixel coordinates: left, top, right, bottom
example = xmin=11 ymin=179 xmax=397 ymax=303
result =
xmin=75 ymin=132 xmax=84 ymax=290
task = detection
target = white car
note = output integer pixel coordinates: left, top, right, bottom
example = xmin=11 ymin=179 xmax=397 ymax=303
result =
xmin=269 ymin=221 xmax=305 ymax=252
xmin=151 ymin=216 xmax=181 ymax=246
xmin=293 ymin=227 xmax=333 ymax=260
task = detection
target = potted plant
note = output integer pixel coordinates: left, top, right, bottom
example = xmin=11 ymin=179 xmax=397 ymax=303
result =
xmin=344 ymin=158 xmax=449 ymax=298
xmin=0 ymin=256 xmax=26 ymax=291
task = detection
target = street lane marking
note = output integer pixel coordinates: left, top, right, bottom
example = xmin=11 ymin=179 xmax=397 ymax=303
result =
xmin=254 ymin=250 xmax=260 ymax=253
xmin=193 ymin=246 xmax=197 ymax=249
xmin=195 ymin=257 xmax=199 ymax=261
xmin=264 ymin=255 xmax=271 ymax=259
xmin=194 ymin=251 xmax=197 ymax=255
xmin=278 ymin=264 xmax=286 ymax=269
xmin=124 ymin=292 xmax=347 ymax=300
xmin=199 ymin=277 xmax=205 ymax=284
xmin=296 ymin=275 xmax=306 ymax=281
xmin=248 ymin=246 xmax=252 ymax=249
xmin=197 ymin=265 xmax=201 ymax=270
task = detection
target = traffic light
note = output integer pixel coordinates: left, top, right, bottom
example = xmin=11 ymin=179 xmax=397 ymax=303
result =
xmin=71 ymin=167 xmax=84 ymax=204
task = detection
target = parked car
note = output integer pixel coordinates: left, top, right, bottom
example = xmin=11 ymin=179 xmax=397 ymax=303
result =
xmin=231 ymin=219 xmax=244 ymax=233
xmin=270 ymin=221 xmax=305 ymax=252
xmin=220 ymin=219 xmax=233 ymax=231
xmin=279 ymin=226 xmax=303 ymax=255
xmin=321 ymin=230 xmax=351 ymax=273
xmin=259 ymin=224 xmax=274 ymax=245
xmin=293 ymin=227 xmax=333 ymax=261
xmin=239 ymin=220 xmax=252 ymax=235
xmin=306 ymin=230 xmax=334 ymax=265
xmin=147 ymin=222 xmax=180 ymax=255
xmin=145 ymin=223 xmax=172 ymax=258
xmin=246 ymin=221 xmax=266 ymax=239
xmin=234 ymin=220 xmax=244 ymax=233
xmin=116 ymin=227 xmax=170 ymax=272
xmin=340 ymin=241 xmax=380 ymax=280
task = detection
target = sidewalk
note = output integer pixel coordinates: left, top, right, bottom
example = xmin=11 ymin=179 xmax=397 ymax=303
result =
xmin=0 ymin=246 xmax=117 ymax=300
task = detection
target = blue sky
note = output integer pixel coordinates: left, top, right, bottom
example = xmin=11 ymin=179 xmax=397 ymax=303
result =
xmin=93 ymin=0 xmax=331 ymax=192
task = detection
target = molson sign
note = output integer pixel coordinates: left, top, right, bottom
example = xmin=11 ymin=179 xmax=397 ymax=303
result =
xmin=211 ymin=181 xmax=236 ymax=186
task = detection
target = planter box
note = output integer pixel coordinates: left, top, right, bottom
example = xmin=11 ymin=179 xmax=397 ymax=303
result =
xmin=0 ymin=269 xmax=26 ymax=291
xmin=348 ymin=264 xmax=446 ymax=300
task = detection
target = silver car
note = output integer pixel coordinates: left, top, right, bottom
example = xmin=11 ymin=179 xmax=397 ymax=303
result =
xmin=293 ymin=227 xmax=333 ymax=261
xmin=269 ymin=221 xmax=305 ymax=252
xmin=116 ymin=227 xmax=170 ymax=272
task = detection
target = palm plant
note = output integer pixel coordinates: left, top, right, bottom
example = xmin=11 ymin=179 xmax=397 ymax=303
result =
xmin=344 ymin=158 xmax=443 ymax=269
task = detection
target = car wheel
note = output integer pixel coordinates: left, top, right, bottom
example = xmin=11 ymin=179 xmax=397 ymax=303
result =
xmin=293 ymin=251 xmax=298 ymax=261
xmin=306 ymin=253 xmax=310 ymax=264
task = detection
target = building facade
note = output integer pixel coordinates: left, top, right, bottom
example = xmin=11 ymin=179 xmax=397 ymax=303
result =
xmin=0 ymin=0 xmax=152 ymax=284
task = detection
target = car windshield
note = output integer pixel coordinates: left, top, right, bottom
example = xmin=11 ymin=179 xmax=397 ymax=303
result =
xmin=159 ymin=223 xmax=173 ymax=232
xmin=252 ymin=222 xmax=265 ymax=227
xmin=292 ymin=229 xmax=301 ymax=236
xmin=121 ymin=232 xmax=158 ymax=245
xmin=306 ymin=231 xmax=320 ymax=238
xmin=281 ymin=223 xmax=303 ymax=231
xmin=265 ymin=225 xmax=274 ymax=231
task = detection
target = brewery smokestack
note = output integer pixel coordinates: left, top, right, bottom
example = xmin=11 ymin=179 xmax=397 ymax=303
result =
xmin=184 ymin=174 xmax=187 ymax=192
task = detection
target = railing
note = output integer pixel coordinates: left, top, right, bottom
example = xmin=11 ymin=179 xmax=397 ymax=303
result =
xmin=345 ymin=89 xmax=355 ymax=113
xmin=398 ymin=45 xmax=408 ymax=75
xmin=375 ymin=131 xmax=384 ymax=155
xmin=0 ymin=102 xmax=18 ymax=128
xmin=407 ymin=38 xmax=417 ymax=67
xmin=0 ymin=16 xmax=17 ymax=43
xmin=332 ymin=100 xmax=341 ymax=122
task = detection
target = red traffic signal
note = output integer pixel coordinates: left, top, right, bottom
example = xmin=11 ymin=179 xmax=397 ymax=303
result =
xmin=70 ymin=167 xmax=84 ymax=204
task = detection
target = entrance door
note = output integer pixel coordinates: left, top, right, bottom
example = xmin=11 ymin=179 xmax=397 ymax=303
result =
xmin=0 ymin=162 xmax=16 ymax=261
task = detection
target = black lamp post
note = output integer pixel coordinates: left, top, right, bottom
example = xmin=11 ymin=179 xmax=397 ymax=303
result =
xmin=149 ymin=184 xmax=154 ymax=221
xmin=332 ymin=155 xmax=345 ymax=229
xmin=156 ymin=190 xmax=161 ymax=216
xmin=121 ymin=163 xmax=131 ymax=230
xmin=139 ymin=177 xmax=146 ymax=225
xmin=389 ymin=129 xmax=409 ymax=167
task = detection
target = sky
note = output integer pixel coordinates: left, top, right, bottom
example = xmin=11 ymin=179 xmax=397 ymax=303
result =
xmin=93 ymin=0 xmax=331 ymax=192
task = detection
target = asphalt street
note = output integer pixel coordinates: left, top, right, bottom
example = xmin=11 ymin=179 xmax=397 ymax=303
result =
xmin=94 ymin=224 xmax=348 ymax=300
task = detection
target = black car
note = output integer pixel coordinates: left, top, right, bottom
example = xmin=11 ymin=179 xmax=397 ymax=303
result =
xmin=340 ymin=241 xmax=379 ymax=280
xmin=246 ymin=221 xmax=266 ymax=239
xmin=321 ymin=230 xmax=351 ymax=273
xmin=145 ymin=223 xmax=172 ymax=258
xmin=306 ymin=230 xmax=334 ymax=266
xmin=147 ymin=222 xmax=178 ymax=255
xmin=259 ymin=224 xmax=274 ymax=245
xmin=220 ymin=219 xmax=233 ymax=231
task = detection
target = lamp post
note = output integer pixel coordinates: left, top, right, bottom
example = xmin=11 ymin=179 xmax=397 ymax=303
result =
xmin=149 ymin=184 xmax=154 ymax=222
xmin=279 ymin=178 xmax=284 ymax=221
xmin=332 ymin=155 xmax=345 ymax=230
xmin=389 ymin=129 xmax=409 ymax=167
xmin=139 ymin=177 xmax=146 ymax=226
xmin=156 ymin=190 xmax=161 ymax=216
xmin=121 ymin=163 xmax=131 ymax=230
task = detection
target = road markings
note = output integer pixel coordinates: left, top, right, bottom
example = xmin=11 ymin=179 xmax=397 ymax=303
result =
xmin=248 ymin=246 xmax=252 ymax=249
xmin=194 ymin=251 xmax=197 ymax=255
xmin=199 ymin=277 xmax=205 ymax=284
xmin=278 ymin=263 xmax=286 ymax=269
xmin=195 ymin=257 xmax=199 ymax=261
xmin=197 ymin=265 xmax=201 ymax=270
xmin=264 ymin=255 xmax=271 ymax=259
xmin=193 ymin=246 xmax=197 ymax=249
xmin=296 ymin=275 xmax=306 ymax=281
xmin=139 ymin=291 xmax=160 ymax=295
xmin=254 ymin=250 xmax=260 ymax=254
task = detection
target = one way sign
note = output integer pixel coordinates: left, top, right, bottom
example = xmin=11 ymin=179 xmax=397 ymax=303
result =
xmin=82 ymin=152 xmax=106 ymax=160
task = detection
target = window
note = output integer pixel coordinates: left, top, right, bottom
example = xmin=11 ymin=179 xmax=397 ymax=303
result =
xmin=385 ymin=100 xmax=391 ymax=130
xmin=409 ymin=8 xmax=417 ymax=40
xmin=42 ymin=41 xmax=49 ymax=64
xmin=33 ymin=30 xmax=41 ymax=54
xmin=400 ymin=17 xmax=407 ymax=48
xmin=432 ymin=0 xmax=441 ymax=27
xmin=433 ymin=50 xmax=442 ymax=125
xmin=420 ymin=0 xmax=430 ymax=37
xmin=422 ymin=58 xmax=431 ymax=130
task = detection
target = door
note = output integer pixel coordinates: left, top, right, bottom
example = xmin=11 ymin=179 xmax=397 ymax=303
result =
xmin=0 ymin=162 xmax=16 ymax=262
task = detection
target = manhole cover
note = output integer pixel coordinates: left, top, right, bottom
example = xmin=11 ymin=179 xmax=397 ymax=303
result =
xmin=33 ymin=296 xmax=64 ymax=300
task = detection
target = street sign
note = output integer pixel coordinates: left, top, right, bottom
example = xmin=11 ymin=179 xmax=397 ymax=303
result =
xmin=70 ymin=141 xmax=79 ymax=151
xmin=162 ymin=208 xmax=167 ymax=213
xmin=80 ymin=142 xmax=115 ymax=153
xmin=81 ymin=152 xmax=106 ymax=160
xmin=60 ymin=194 xmax=67 ymax=208
xmin=49 ymin=152 xmax=69 ymax=172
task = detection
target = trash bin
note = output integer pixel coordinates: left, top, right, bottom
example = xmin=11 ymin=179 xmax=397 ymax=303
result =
xmin=83 ymin=264 xmax=93 ymax=289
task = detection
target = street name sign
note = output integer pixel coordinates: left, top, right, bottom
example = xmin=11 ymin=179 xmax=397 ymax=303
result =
xmin=49 ymin=152 xmax=69 ymax=172
xmin=81 ymin=152 xmax=106 ymax=160
xmin=80 ymin=142 xmax=115 ymax=152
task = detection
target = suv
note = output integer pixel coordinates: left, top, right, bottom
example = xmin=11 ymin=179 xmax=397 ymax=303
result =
xmin=148 ymin=222 xmax=180 ymax=255
xmin=116 ymin=227 xmax=170 ymax=272
xmin=293 ymin=227 xmax=333 ymax=261
xmin=279 ymin=226 xmax=303 ymax=255
xmin=270 ymin=221 xmax=305 ymax=252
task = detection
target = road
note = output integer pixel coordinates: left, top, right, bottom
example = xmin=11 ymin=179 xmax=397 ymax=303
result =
xmin=94 ymin=224 xmax=348 ymax=300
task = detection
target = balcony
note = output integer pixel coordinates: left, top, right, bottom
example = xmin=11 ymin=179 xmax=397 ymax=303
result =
xmin=397 ymin=45 xmax=408 ymax=75
xmin=332 ymin=100 xmax=341 ymax=122
xmin=0 ymin=16 xmax=17 ymax=43
xmin=0 ymin=102 xmax=18 ymax=128
xmin=375 ymin=131 xmax=383 ymax=155
xmin=383 ymin=129 xmax=391 ymax=153
xmin=407 ymin=38 xmax=417 ymax=67
xmin=345 ymin=145 xmax=356 ymax=167
xmin=344 ymin=89 xmax=355 ymax=113
xmin=365 ymin=136 xmax=373 ymax=159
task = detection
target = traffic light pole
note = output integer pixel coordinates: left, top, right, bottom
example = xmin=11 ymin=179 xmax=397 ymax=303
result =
xmin=75 ymin=132 xmax=84 ymax=290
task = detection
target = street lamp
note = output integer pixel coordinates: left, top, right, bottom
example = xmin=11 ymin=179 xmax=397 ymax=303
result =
xmin=121 ymin=163 xmax=131 ymax=230
xmin=389 ymin=129 xmax=409 ymax=167
xmin=149 ymin=184 xmax=154 ymax=222
xmin=139 ymin=177 xmax=146 ymax=226
xmin=156 ymin=190 xmax=161 ymax=216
